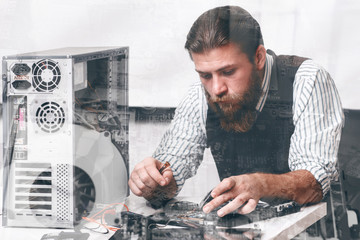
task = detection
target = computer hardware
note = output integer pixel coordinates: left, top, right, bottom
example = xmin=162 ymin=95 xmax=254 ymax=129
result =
xmin=2 ymin=47 xmax=129 ymax=228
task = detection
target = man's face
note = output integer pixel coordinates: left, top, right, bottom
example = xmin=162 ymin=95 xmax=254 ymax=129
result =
xmin=191 ymin=43 xmax=263 ymax=132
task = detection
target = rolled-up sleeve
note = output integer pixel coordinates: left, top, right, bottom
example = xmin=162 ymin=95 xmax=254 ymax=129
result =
xmin=289 ymin=60 xmax=344 ymax=197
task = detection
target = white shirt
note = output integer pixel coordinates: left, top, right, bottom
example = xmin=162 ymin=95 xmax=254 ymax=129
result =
xmin=153 ymin=53 xmax=344 ymax=197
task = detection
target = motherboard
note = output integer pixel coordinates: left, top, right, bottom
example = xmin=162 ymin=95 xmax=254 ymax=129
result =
xmin=111 ymin=200 xmax=301 ymax=240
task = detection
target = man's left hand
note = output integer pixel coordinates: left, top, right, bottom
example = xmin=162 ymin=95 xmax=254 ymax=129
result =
xmin=202 ymin=173 xmax=264 ymax=217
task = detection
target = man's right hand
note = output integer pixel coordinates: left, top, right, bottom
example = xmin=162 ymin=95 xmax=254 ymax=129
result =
xmin=128 ymin=157 xmax=177 ymax=202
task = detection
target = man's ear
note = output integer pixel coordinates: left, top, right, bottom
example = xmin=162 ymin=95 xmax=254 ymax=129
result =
xmin=255 ymin=45 xmax=266 ymax=70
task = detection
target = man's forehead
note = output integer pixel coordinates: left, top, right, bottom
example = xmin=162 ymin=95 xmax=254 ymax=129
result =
xmin=191 ymin=44 xmax=250 ymax=72
xmin=190 ymin=42 xmax=244 ymax=57
xmin=195 ymin=64 xmax=237 ymax=74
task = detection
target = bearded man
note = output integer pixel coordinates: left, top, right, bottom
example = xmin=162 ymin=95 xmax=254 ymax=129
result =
xmin=128 ymin=6 xmax=344 ymax=218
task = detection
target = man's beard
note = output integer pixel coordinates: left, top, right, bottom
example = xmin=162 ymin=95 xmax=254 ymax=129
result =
xmin=206 ymin=69 xmax=263 ymax=133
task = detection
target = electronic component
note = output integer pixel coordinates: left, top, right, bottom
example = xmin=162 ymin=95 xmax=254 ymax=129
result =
xmin=11 ymin=63 xmax=31 ymax=75
xmin=116 ymin=199 xmax=300 ymax=239
xmin=11 ymin=80 xmax=31 ymax=90
xmin=158 ymin=162 xmax=170 ymax=174
xmin=2 ymin=47 xmax=129 ymax=229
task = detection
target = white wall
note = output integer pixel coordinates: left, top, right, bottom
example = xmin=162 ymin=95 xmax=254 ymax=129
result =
xmin=1 ymin=0 xmax=359 ymax=108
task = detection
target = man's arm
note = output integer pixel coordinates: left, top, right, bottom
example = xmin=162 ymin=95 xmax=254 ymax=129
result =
xmin=289 ymin=60 xmax=344 ymax=197
xmin=204 ymin=60 xmax=344 ymax=217
xmin=129 ymin=83 xmax=208 ymax=201
xmin=203 ymin=170 xmax=322 ymax=216
xmin=257 ymin=170 xmax=323 ymax=204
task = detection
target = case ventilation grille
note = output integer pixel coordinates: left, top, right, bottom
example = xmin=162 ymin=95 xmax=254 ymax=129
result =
xmin=35 ymin=102 xmax=65 ymax=133
xmin=56 ymin=164 xmax=71 ymax=222
xmin=32 ymin=59 xmax=61 ymax=92
xmin=14 ymin=162 xmax=52 ymax=215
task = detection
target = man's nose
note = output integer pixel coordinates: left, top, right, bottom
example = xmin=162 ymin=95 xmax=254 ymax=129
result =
xmin=212 ymin=76 xmax=227 ymax=97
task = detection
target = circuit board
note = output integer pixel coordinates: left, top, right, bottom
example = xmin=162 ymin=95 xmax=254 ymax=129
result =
xmin=113 ymin=200 xmax=301 ymax=239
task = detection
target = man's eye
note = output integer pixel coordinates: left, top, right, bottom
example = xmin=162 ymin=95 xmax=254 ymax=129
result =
xmin=223 ymin=69 xmax=235 ymax=76
xmin=200 ymin=74 xmax=212 ymax=80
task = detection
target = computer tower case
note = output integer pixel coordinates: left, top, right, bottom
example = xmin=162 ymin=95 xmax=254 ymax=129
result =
xmin=2 ymin=47 xmax=129 ymax=228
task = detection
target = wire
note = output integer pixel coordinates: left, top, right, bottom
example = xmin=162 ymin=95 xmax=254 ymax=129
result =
xmin=86 ymin=80 xmax=103 ymax=110
xmin=73 ymin=112 xmax=97 ymax=130
xmin=147 ymin=218 xmax=175 ymax=230
xmin=81 ymin=202 xmax=129 ymax=232
xmin=75 ymin=97 xmax=82 ymax=107
xmin=82 ymin=221 xmax=109 ymax=234
xmin=82 ymin=217 xmax=113 ymax=233
xmin=90 ymin=202 xmax=129 ymax=219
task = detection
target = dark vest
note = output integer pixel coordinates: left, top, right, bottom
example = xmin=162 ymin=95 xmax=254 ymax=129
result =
xmin=206 ymin=50 xmax=308 ymax=180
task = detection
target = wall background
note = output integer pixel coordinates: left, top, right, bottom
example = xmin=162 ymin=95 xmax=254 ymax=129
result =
xmin=0 ymin=1 xmax=359 ymax=232
xmin=0 ymin=0 xmax=359 ymax=108
xmin=0 ymin=0 xmax=360 ymax=200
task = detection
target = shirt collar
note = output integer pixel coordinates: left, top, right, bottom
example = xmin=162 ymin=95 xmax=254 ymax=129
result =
xmin=255 ymin=53 xmax=273 ymax=113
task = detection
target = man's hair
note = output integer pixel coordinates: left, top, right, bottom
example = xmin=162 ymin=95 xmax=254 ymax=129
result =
xmin=185 ymin=6 xmax=264 ymax=63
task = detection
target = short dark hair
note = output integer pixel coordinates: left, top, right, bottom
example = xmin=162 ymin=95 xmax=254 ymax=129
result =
xmin=185 ymin=6 xmax=264 ymax=63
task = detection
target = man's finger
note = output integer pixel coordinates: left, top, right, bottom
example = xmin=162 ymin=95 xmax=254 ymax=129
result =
xmin=145 ymin=161 xmax=168 ymax=186
xmin=217 ymin=195 xmax=247 ymax=217
xmin=203 ymin=191 xmax=233 ymax=213
xmin=211 ymin=178 xmax=236 ymax=198
xmin=161 ymin=168 xmax=173 ymax=185
xmin=128 ymin=179 xmax=143 ymax=196
xmin=237 ymin=198 xmax=258 ymax=214
xmin=137 ymin=167 xmax=159 ymax=189
xmin=131 ymin=170 xmax=157 ymax=196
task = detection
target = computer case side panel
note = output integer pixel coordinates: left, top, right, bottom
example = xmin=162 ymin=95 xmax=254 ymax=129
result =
xmin=2 ymin=47 xmax=129 ymax=228
xmin=2 ymin=57 xmax=75 ymax=228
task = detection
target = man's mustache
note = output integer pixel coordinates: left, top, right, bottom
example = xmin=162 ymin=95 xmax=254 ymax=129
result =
xmin=208 ymin=94 xmax=245 ymax=108
xmin=208 ymin=93 xmax=242 ymax=103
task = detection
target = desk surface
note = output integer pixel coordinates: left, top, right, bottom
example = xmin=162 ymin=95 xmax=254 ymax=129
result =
xmin=238 ymin=202 xmax=326 ymax=239
xmin=0 ymin=195 xmax=326 ymax=240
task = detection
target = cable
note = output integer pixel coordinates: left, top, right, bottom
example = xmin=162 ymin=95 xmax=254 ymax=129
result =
xmin=147 ymin=218 xmax=175 ymax=230
xmin=81 ymin=202 xmax=129 ymax=232
xmin=73 ymin=112 xmax=97 ymax=130
xmin=81 ymin=217 xmax=111 ymax=234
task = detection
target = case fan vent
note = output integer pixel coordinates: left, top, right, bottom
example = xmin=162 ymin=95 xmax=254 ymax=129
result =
xmin=35 ymin=102 xmax=65 ymax=133
xmin=32 ymin=59 xmax=61 ymax=92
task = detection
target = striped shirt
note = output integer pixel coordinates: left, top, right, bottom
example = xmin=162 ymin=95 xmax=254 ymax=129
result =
xmin=153 ymin=53 xmax=344 ymax=197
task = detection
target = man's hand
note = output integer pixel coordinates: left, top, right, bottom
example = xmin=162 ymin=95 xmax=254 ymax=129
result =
xmin=128 ymin=157 xmax=177 ymax=202
xmin=202 ymin=170 xmax=323 ymax=217
xmin=202 ymin=174 xmax=263 ymax=217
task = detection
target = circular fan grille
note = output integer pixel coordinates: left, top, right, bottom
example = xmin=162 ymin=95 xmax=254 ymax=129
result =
xmin=73 ymin=166 xmax=96 ymax=224
xmin=32 ymin=59 xmax=61 ymax=92
xmin=35 ymin=102 xmax=65 ymax=133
